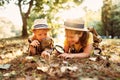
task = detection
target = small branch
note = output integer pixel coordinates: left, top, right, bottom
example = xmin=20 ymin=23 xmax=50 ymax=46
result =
xmin=25 ymin=0 xmax=34 ymax=18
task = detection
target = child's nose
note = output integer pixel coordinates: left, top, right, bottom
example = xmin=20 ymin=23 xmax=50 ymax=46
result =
xmin=69 ymin=39 xmax=73 ymax=42
xmin=42 ymin=35 xmax=47 ymax=39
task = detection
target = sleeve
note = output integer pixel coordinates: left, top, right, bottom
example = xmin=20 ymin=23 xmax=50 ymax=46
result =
xmin=28 ymin=37 xmax=32 ymax=43
xmin=28 ymin=35 xmax=35 ymax=43
xmin=87 ymin=32 xmax=94 ymax=45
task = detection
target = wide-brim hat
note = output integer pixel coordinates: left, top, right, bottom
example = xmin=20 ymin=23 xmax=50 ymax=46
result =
xmin=64 ymin=18 xmax=88 ymax=31
xmin=32 ymin=19 xmax=50 ymax=30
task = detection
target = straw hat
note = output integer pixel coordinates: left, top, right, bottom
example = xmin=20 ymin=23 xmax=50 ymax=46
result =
xmin=64 ymin=18 xmax=88 ymax=31
xmin=32 ymin=19 xmax=50 ymax=30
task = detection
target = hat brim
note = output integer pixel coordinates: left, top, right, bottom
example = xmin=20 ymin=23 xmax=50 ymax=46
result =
xmin=64 ymin=25 xmax=88 ymax=31
xmin=33 ymin=27 xmax=51 ymax=30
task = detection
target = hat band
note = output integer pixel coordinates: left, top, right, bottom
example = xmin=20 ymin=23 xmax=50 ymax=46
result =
xmin=64 ymin=22 xmax=84 ymax=29
xmin=34 ymin=24 xmax=48 ymax=29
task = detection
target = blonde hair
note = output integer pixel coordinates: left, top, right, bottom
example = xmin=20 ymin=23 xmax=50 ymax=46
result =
xmin=65 ymin=29 xmax=89 ymax=47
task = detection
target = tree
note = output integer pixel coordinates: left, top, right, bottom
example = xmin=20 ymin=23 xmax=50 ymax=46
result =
xmin=109 ymin=4 xmax=120 ymax=38
xmin=102 ymin=0 xmax=120 ymax=38
xmin=1 ymin=0 xmax=34 ymax=37
xmin=1 ymin=0 xmax=83 ymax=38
xmin=18 ymin=0 xmax=34 ymax=37
xmin=31 ymin=0 xmax=83 ymax=37
xmin=102 ymin=0 xmax=112 ymax=37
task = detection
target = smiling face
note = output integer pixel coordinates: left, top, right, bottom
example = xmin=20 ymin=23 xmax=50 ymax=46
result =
xmin=65 ymin=29 xmax=83 ymax=45
xmin=33 ymin=29 xmax=49 ymax=41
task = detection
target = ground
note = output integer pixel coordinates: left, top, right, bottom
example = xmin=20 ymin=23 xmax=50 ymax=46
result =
xmin=0 ymin=37 xmax=120 ymax=80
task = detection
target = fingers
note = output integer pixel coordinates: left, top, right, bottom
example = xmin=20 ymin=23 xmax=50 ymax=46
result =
xmin=58 ymin=55 xmax=70 ymax=60
xmin=30 ymin=40 xmax=40 ymax=47
xmin=45 ymin=54 xmax=50 ymax=60
xmin=58 ymin=53 xmax=73 ymax=60
xmin=41 ymin=51 xmax=50 ymax=60
xmin=58 ymin=54 xmax=68 ymax=59
xmin=44 ymin=53 xmax=50 ymax=60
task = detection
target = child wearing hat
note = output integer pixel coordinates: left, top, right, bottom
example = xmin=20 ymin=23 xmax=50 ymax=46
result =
xmin=28 ymin=19 xmax=53 ymax=59
xmin=59 ymin=18 xmax=94 ymax=59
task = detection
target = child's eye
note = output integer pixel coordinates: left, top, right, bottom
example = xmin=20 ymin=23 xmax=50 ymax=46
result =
xmin=39 ymin=34 xmax=42 ymax=36
xmin=44 ymin=33 xmax=47 ymax=35
xmin=65 ymin=35 xmax=73 ymax=38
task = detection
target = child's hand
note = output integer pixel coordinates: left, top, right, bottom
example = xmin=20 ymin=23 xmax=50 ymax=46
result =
xmin=41 ymin=51 xmax=50 ymax=60
xmin=58 ymin=53 xmax=74 ymax=59
xmin=30 ymin=40 xmax=40 ymax=47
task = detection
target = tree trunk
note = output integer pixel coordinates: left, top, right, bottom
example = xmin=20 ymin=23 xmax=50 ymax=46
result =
xmin=22 ymin=17 xmax=28 ymax=37
xmin=105 ymin=30 xmax=109 ymax=38
xmin=111 ymin=34 xmax=114 ymax=39
xmin=18 ymin=0 xmax=33 ymax=38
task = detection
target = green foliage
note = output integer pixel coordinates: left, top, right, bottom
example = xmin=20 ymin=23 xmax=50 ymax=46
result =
xmin=102 ymin=0 xmax=112 ymax=37
xmin=0 ymin=0 xmax=4 ymax=6
xmin=109 ymin=4 xmax=120 ymax=38
xmin=88 ymin=21 xmax=104 ymax=36
xmin=30 ymin=0 xmax=83 ymax=37
xmin=1 ymin=0 xmax=83 ymax=37
xmin=0 ymin=18 xmax=21 ymax=38
xmin=102 ymin=0 xmax=120 ymax=38
xmin=73 ymin=0 xmax=83 ymax=5
xmin=27 ymin=11 xmax=39 ymax=35
xmin=0 ymin=0 xmax=11 ymax=6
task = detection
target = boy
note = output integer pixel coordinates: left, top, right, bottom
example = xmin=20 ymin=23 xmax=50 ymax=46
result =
xmin=28 ymin=19 xmax=53 ymax=59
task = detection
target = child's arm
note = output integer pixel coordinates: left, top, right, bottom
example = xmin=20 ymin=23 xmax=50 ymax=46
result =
xmin=59 ymin=44 xmax=93 ymax=59
xmin=28 ymin=40 xmax=40 ymax=55
xmin=64 ymin=45 xmax=69 ymax=53
xmin=41 ymin=50 xmax=51 ymax=60
xmin=29 ymin=45 xmax=36 ymax=55
xmin=59 ymin=33 xmax=93 ymax=59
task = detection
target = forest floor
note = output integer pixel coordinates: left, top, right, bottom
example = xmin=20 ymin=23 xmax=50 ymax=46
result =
xmin=0 ymin=37 xmax=120 ymax=80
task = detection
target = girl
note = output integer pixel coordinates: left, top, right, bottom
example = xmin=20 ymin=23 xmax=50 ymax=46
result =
xmin=59 ymin=18 xmax=93 ymax=59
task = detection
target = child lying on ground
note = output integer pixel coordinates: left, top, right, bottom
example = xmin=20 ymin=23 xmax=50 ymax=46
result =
xmin=28 ymin=19 xmax=54 ymax=60
xmin=59 ymin=18 xmax=94 ymax=59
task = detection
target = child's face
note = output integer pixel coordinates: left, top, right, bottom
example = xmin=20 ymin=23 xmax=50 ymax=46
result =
xmin=33 ymin=29 xmax=49 ymax=41
xmin=65 ymin=30 xmax=83 ymax=45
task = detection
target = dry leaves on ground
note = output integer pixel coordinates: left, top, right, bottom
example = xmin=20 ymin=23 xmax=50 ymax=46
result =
xmin=0 ymin=38 xmax=120 ymax=80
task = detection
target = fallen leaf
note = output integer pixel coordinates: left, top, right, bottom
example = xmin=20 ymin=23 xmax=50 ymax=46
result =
xmin=89 ymin=57 xmax=97 ymax=61
xmin=0 ymin=64 xmax=11 ymax=69
xmin=37 ymin=66 xmax=49 ymax=72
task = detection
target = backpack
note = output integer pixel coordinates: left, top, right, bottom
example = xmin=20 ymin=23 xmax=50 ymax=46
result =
xmin=88 ymin=27 xmax=102 ymax=48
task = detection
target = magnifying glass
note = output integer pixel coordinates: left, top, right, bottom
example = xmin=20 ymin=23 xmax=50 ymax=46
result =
xmin=54 ymin=45 xmax=65 ymax=54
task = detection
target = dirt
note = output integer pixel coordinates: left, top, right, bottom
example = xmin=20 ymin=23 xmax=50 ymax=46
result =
xmin=0 ymin=38 xmax=120 ymax=80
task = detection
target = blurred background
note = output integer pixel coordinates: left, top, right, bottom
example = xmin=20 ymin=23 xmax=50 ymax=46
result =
xmin=0 ymin=1 xmax=120 ymax=79
xmin=0 ymin=0 xmax=120 ymax=39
